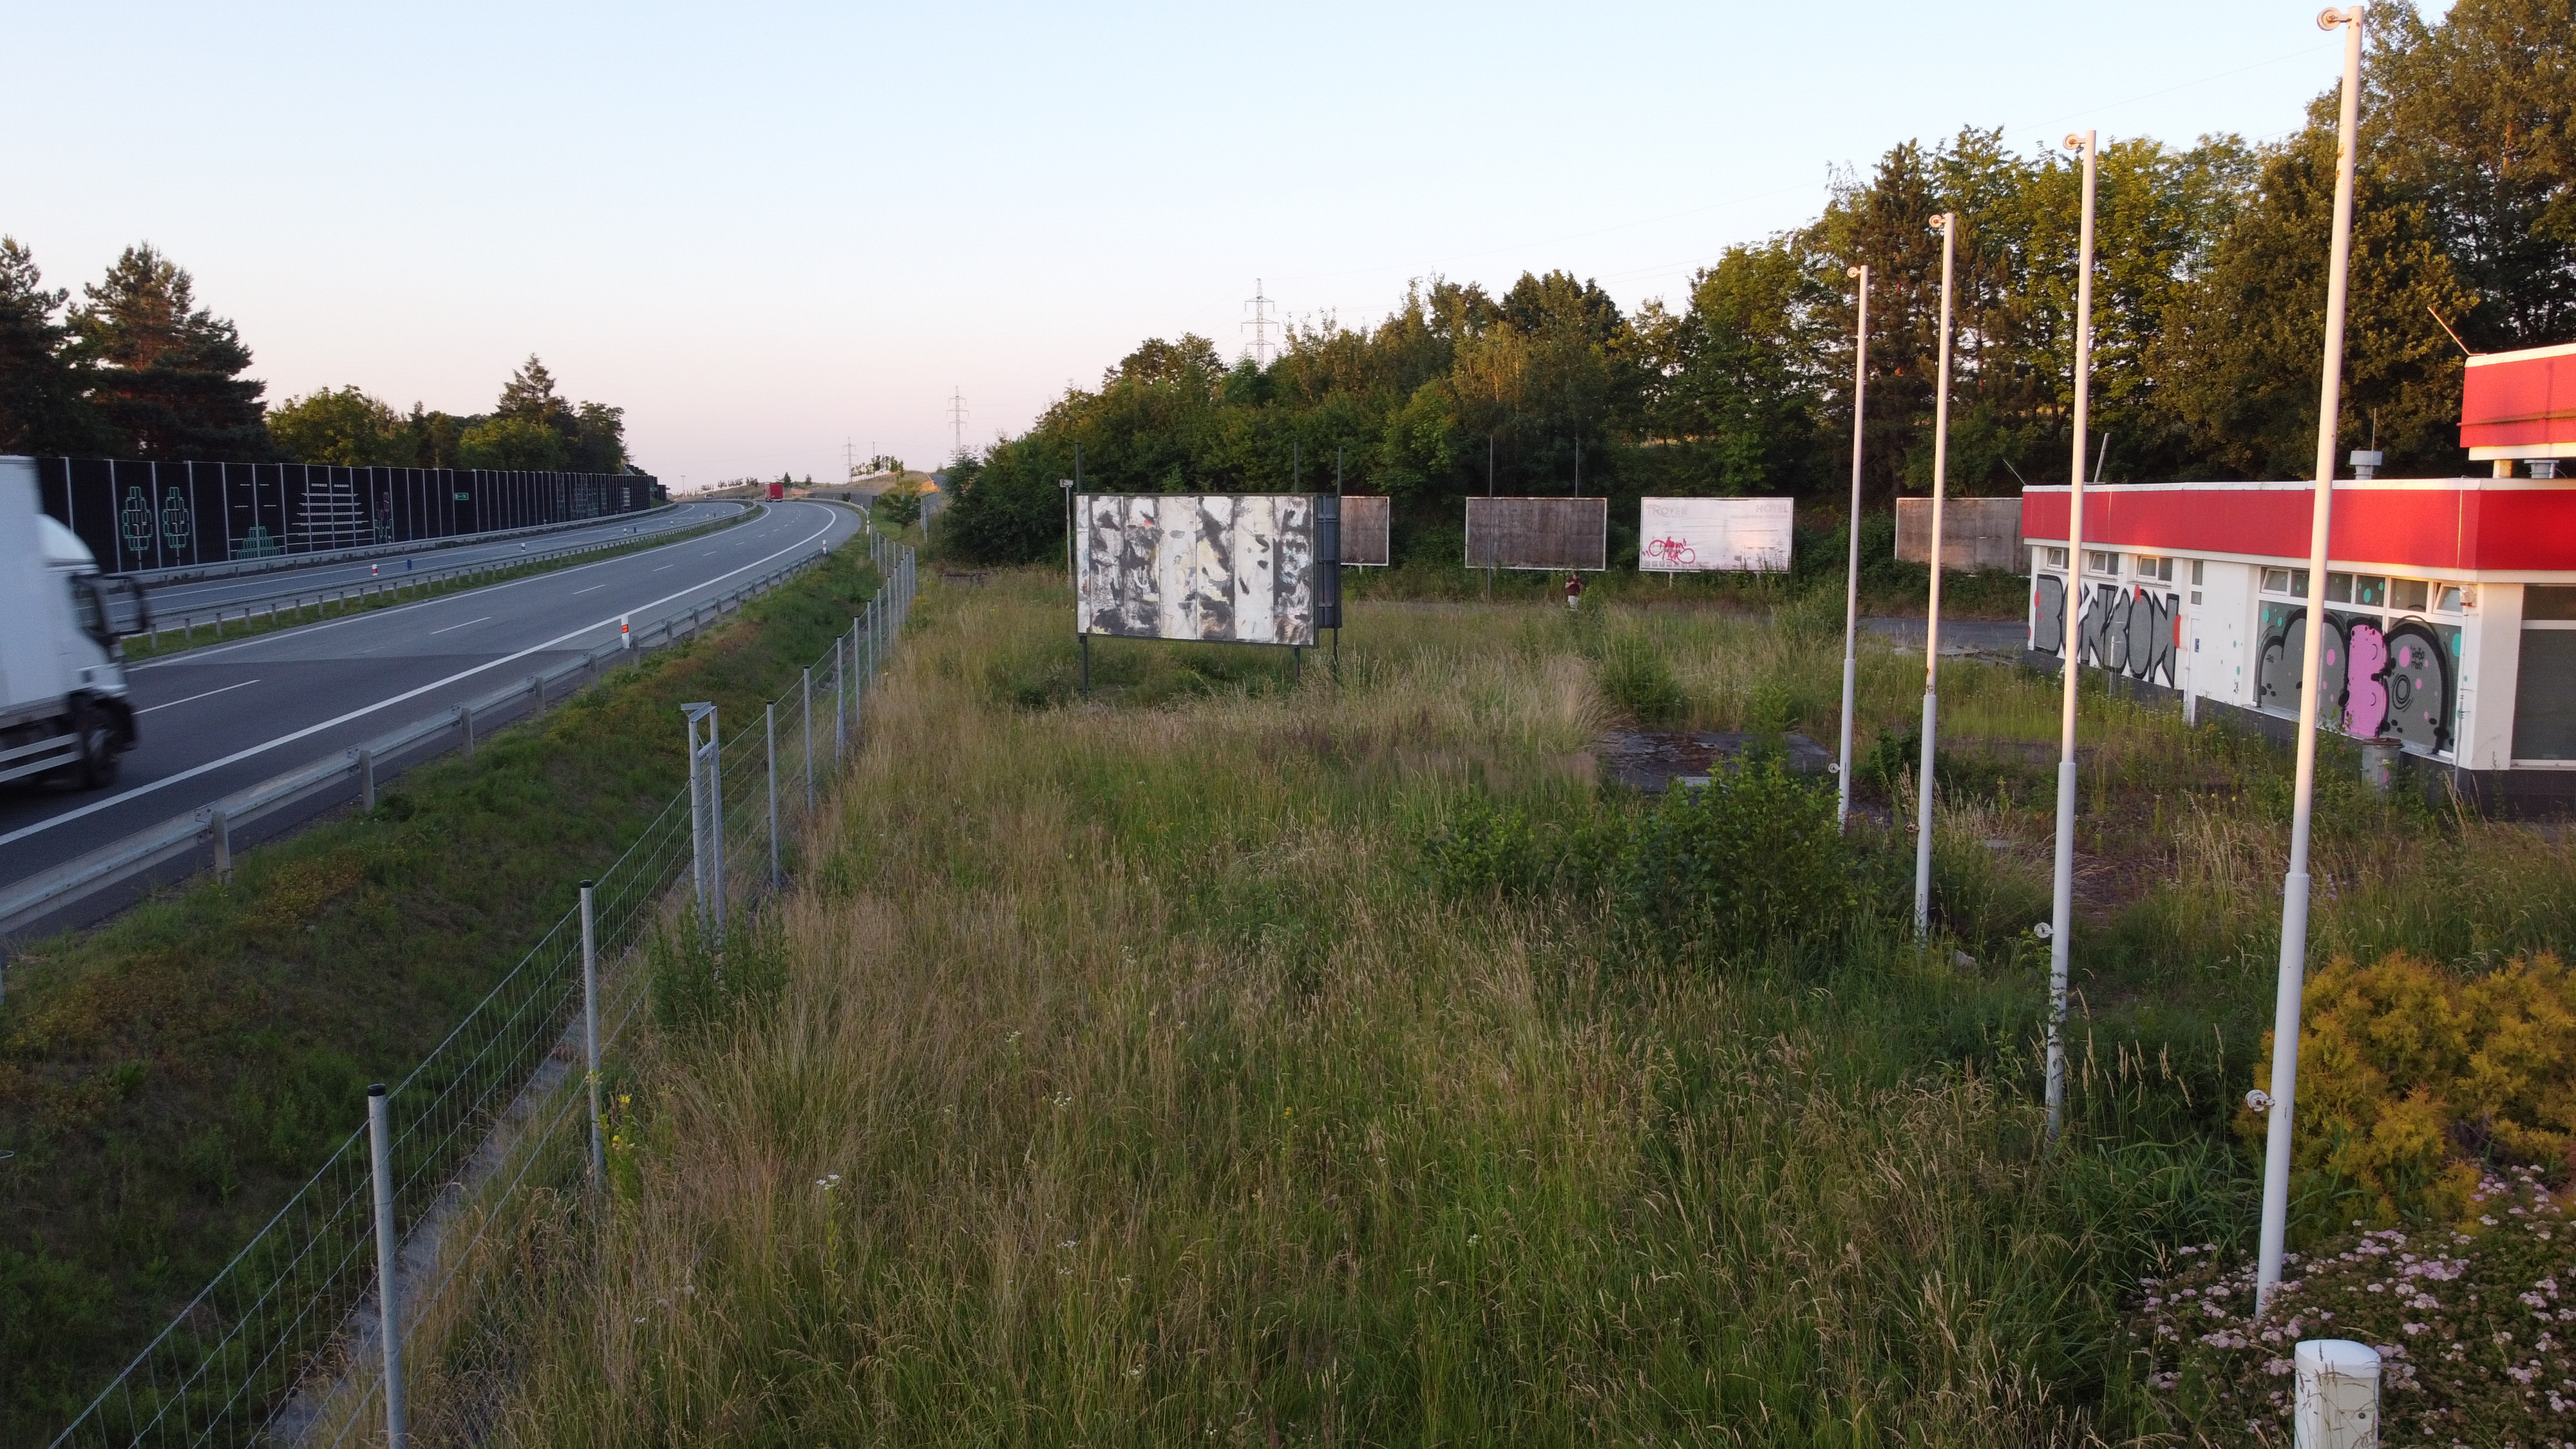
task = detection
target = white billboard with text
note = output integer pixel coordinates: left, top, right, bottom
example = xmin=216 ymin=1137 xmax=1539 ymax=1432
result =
xmin=1638 ymin=497 xmax=1793 ymax=573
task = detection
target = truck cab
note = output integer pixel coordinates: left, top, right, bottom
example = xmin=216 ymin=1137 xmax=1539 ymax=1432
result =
xmin=1 ymin=456 xmax=147 ymax=788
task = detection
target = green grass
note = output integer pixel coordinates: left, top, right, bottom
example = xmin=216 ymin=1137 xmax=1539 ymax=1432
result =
xmin=327 ymin=574 xmax=2576 ymax=1445
xmin=0 ymin=538 xmax=880 ymax=1443
xmin=120 ymin=507 xmax=752 ymax=663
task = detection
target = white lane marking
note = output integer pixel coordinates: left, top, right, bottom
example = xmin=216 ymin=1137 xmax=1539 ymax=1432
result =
xmin=572 ymin=584 xmax=607 ymax=595
xmin=137 ymin=679 xmax=263 ymax=715
xmin=653 ymin=565 xmax=673 ymax=572
xmin=428 ymin=616 xmax=492 ymax=636
xmin=1 ymin=506 xmax=846 ymax=848
xmin=133 ymin=507 xmax=785 ymax=672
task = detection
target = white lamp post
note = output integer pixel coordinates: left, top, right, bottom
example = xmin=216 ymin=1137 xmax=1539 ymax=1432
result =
xmin=2046 ymin=131 xmax=2101 ymax=1141
xmin=1837 ymin=265 xmax=1870 ymax=829
xmin=2258 ymin=3 xmax=2369 ymax=1316
xmin=1911 ymin=214 xmax=1957 ymax=939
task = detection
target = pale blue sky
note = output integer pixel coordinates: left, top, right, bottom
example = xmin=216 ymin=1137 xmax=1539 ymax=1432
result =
xmin=5 ymin=3 xmax=2424 ymax=488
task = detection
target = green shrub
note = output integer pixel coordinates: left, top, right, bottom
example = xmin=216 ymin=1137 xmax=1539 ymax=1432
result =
xmin=1613 ymin=760 xmax=1857 ymax=961
xmin=1595 ymin=633 xmax=1685 ymax=724
xmin=650 ymin=910 xmax=789 ymax=1034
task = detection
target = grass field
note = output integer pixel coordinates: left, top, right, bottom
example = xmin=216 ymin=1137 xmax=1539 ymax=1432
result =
xmin=404 ymin=571 xmax=2576 ymax=1444
xmin=0 ymin=538 xmax=878 ymax=1443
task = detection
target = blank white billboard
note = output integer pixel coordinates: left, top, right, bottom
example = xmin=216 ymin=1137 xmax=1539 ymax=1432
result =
xmin=1075 ymin=493 xmax=1321 ymax=645
xmin=1638 ymin=497 xmax=1794 ymax=573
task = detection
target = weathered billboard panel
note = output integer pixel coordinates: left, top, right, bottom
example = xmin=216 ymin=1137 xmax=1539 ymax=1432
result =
xmin=1638 ymin=496 xmax=1793 ymax=572
xmin=1075 ymin=493 xmax=1323 ymax=645
xmin=1341 ymin=495 xmax=1391 ymax=566
xmin=1464 ymin=496 xmax=1607 ymax=571
xmin=1896 ymin=496 xmax=2022 ymax=571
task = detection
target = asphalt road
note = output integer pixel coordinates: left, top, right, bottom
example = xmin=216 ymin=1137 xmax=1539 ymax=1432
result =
xmin=0 ymin=499 xmax=863 ymax=896
xmin=138 ymin=499 xmax=745 ymax=619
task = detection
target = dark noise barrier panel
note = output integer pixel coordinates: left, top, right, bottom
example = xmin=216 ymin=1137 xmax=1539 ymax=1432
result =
xmin=1465 ymin=495 xmax=1609 ymax=571
xmin=31 ymin=457 xmax=666 ymax=574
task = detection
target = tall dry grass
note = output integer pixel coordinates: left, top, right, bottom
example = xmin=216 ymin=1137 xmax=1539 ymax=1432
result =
xmin=431 ymin=576 xmax=2164 ymax=1446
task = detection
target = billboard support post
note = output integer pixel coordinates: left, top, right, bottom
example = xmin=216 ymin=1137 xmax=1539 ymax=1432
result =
xmin=1838 ymin=265 xmax=1870 ymax=830
xmin=2047 ymin=131 xmax=2102 ymax=1143
xmin=1912 ymin=213 xmax=1958 ymax=942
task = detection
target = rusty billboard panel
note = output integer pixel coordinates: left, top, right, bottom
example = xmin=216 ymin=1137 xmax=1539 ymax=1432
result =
xmin=1638 ymin=497 xmax=1793 ymax=572
xmin=1341 ymin=495 xmax=1391 ymax=566
xmin=1896 ymin=497 xmax=2022 ymax=571
xmin=1075 ymin=493 xmax=1324 ymax=645
xmin=1464 ymin=496 xmax=1608 ymax=571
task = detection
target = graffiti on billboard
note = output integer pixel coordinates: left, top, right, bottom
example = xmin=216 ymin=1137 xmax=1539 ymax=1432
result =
xmin=2255 ymin=604 xmax=2458 ymax=753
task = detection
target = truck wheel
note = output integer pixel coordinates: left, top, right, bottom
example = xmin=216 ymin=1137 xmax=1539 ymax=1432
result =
xmin=73 ymin=708 xmax=119 ymax=790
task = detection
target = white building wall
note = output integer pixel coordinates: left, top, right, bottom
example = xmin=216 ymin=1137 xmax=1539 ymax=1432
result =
xmin=2460 ymin=583 xmax=2522 ymax=772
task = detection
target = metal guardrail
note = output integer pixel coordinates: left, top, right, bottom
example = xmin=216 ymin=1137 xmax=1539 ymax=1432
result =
xmin=137 ymin=505 xmax=747 ymax=652
xmin=0 ymin=523 xmax=828 ymax=944
xmin=43 ymin=531 xmax=917 ymax=1449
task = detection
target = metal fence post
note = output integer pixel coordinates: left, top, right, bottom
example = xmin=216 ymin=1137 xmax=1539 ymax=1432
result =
xmin=708 ymin=710 xmax=726 ymax=942
xmin=685 ymin=706 xmax=709 ymax=916
xmin=211 ymin=808 xmax=231 ymax=882
xmin=802 ymin=667 xmax=814 ymax=810
xmin=766 ymin=701 xmax=780 ymax=891
xmin=581 ymin=882 xmax=603 ymax=1189
xmin=368 ymin=1083 xmax=409 ymax=1449
xmin=359 ymin=748 xmax=375 ymax=812
xmin=461 ymin=705 xmax=475 ymax=761
xmin=835 ymin=638 xmax=846 ymax=760
xmin=531 ymin=674 xmax=545 ymax=719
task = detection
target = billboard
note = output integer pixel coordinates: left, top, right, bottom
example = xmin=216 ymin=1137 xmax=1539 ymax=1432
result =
xmin=1895 ymin=497 xmax=2020 ymax=571
xmin=1464 ymin=496 xmax=1607 ymax=571
xmin=1075 ymin=493 xmax=1334 ymax=645
xmin=1341 ymin=495 xmax=1391 ymax=566
xmin=1638 ymin=497 xmax=1794 ymax=573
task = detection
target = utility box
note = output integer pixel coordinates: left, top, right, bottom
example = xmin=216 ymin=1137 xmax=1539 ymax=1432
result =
xmin=1897 ymin=497 xmax=2022 ymax=571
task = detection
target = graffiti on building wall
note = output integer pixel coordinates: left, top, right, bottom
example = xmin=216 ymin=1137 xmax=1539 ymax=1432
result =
xmin=2255 ymin=604 xmax=2458 ymax=753
xmin=2032 ymin=579 xmax=2180 ymax=687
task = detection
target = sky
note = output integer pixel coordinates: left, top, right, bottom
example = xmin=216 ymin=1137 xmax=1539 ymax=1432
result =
xmin=5 ymin=3 xmax=2430 ymax=491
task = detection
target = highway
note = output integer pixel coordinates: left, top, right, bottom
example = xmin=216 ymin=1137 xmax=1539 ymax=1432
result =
xmin=137 ymin=499 xmax=746 ymax=620
xmin=0 ymin=499 xmax=864 ymax=902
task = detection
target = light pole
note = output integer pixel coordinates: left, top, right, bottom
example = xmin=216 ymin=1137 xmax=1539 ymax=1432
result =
xmin=1911 ymin=213 xmax=1958 ymax=940
xmin=1837 ymin=265 xmax=1870 ymax=829
xmin=2047 ymin=131 xmax=2101 ymax=1142
xmin=2259 ymin=3 xmax=2369 ymax=1316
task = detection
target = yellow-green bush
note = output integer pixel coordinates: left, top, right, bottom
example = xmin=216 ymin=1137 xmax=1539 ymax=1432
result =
xmin=2244 ymin=950 xmax=2576 ymax=1230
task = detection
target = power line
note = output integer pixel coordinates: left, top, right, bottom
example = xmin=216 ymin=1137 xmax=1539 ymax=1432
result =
xmin=948 ymin=388 xmax=968 ymax=460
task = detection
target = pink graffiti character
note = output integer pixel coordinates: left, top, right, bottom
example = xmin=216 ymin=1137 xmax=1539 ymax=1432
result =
xmin=2344 ymin=623 xmax=2388 ymax=739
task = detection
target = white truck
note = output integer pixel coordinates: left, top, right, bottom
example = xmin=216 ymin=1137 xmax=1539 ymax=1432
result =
xmin=1 ymin=455 xmax=148 ymax=788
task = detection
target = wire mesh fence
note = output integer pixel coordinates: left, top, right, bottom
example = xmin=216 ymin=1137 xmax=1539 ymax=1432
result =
xmin=45 ymin=535 xmax=916 ymax=1449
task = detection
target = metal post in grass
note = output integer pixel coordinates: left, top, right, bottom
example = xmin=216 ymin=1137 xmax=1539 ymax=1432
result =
xmin=802 ymin=667 xmax=815 ymax=810
xmin=835 ymin=634 xmax=847 ymax=759
xmin=359 ymin=747 xmax=375 ymax=812
xmin=2260 ymin=3 xmax=2368 ymax=1318
xmin=2295 ymin=1340 xmax=2380 ymax=1446
xmin=1835 ymin=263 xmax=1870 ymax=829
xmin=2045 ymin=131 xmax=2102 ymax=1142
xmin=367 ymin=1083 xmax=410 ymax=1449
xmin=211 ymin=808 xmax=231 ymax=881
xmin=766 ymin=701 xmax=780 ymax=891
xmin=1911 ymin=213 xmax=1958 ymax=940
xmin=684 ymin=703 xmax=714 ymax=918
xmin=708 ymin=706 xmax=726 ymax=945
xmin=581 ymin=881 xmax=603 ymax=1189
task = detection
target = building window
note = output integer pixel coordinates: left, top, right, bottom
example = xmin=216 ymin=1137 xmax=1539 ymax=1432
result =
xmin=2134 ymin=554 xmax=2175 ymax=582
xmin=2326 ymin=573 xmax=2389 ymax=607
xmin=2391 ymin=578 xmax=2430 ymax=612
xmin=2514 ymin=586 xmax=2576 ymax=761
xmin=2262 ymin=567 xmax=2311 ymax=597
xmin=2087 ymin=550 xmax=2121 ymax=576
xmin=2043 ymin=546 xmax=2069 ymax=569
xmin=2436 ymin=584 xmax=2467 ymax=613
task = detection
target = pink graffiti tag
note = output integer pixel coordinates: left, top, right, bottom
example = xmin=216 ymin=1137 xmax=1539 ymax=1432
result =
xmin=2344 ymin=623 xmax=2389 ymax=739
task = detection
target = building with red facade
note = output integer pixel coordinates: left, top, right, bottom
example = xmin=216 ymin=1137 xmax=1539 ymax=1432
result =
xmin=2017 ymin=341 xmax=2576 ymax=808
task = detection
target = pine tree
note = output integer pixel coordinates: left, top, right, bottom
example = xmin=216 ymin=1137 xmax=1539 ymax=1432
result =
xmin=72 ymin=243 xmax=270 ymax=460
xmin=0 ymin=237 xmax=106 ymax=455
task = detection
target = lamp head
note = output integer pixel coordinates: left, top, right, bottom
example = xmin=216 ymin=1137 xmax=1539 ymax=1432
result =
xmin=2318 ymin=4 xmax=2362 ymax=28
xmin=1846 ymin=265 xmax=1864 ymax=279
xmin=2064 ymin=131 xmax=2092 ymax=153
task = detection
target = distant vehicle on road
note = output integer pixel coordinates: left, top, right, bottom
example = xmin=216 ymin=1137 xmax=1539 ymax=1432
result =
xmin=0 ymin=457 xmax=149 ymax=788
xmin=768 ymin=480 xmax=786 ymax=501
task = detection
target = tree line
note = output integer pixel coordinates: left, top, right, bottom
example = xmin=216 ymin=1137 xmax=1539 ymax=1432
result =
xmin=941 ymin=0 xmax=2568 ymax=567
xmin=0 ymin=240 xmax=635 ymax=473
